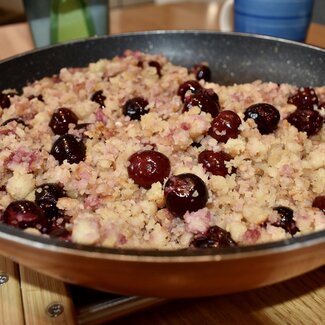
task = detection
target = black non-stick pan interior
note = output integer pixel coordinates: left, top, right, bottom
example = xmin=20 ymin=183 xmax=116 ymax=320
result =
xmin=0 ymin=30 xmax=324 ymax=258
xmin=1 ymin=31 xmax=324 ymax=92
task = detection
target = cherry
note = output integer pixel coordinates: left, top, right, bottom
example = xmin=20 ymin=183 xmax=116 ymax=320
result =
xmin=312 ymin=196 xmax=325 ymax=214
xmin=190 ymin=225 xmax=237 ymax=248
xmin=2 ymin=200 xmax=48 ymax=233
xmin=0 ymin=92 xmax=15 ymax=109
xmin=273 ymin=206 xmax=299 ymax=236
xmin=244 ymin=103 xmax=280 ymax=135
xmin=35 ymin=183 xmax=66 ymax=218
xmin=49 ymin=107 xmax=78 ymax=135
xmin=50 ymin=134 xmax=86 ymax=164
xmin=288 ymin=87 xmax=318 ymax=110
xmin=34 ymin=183 xmax=70 ymax=239
xmin=123 ymin=97 xmax=149 ymax=120
xmin=164 ymin=173 xmax=208 ymax=218
xmin=201 ymin=88 xmax=219 ymax=103
xmin=183 ymin=89 xmax=220 ymax=117
xmin=191 ymin=64 xmax=211 ymax=82
xmin=49 ymin=226 xmax=71 ymax=240
xmin=287 ymin=109 xmax=323 ymax=136
xmin=128 ymin=150 xmax=171 ymax=189
xmin=177 ymin=80 xmax=203 ymax=102
xmin=208 ymin=110 xmax=241 ymax=143
xmin=48 ymin=214 xmax=71 ymax=240
xmin=49 ymin=228 xmax=71 ymax=240
xmin=91 ymin=90 xmax=106 ymax=108
xmin=198 ymin=150 xmax=235 ymax=177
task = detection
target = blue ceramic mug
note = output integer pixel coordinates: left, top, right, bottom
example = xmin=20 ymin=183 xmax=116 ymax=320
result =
xmin=220 ymin=0 xmax=314 ymax=42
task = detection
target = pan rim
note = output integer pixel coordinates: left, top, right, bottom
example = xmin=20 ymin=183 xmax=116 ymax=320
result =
xmin=0 ymin=30 xmax=324 ymax=261
xmin=0 ymin=223 xmax=324 ymax=261
xmin=1 ymin=29 xmax=324 ymax=65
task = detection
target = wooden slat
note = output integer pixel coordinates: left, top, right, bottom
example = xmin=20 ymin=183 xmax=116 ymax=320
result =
xmin=19 ymin=266 xmax=77 ymax=325
xmin=0 ymin=257 xmax=24 ymax=325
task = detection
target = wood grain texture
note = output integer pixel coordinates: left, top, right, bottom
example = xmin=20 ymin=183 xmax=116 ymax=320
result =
xmin=111 ymin=266 xmax=325 ymax=325
xmin=19 ymin=266 xmax=77 ymax=325
xmin=0 ymin=257 xmax=24 ymax=325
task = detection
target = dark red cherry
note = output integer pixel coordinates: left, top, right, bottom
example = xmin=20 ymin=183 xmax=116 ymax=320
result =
xmin=50 ymin=134 xmax=86 ymax=164
xmin=148 ymin=60 xmax=162 ymax=77
xmin=35 ymin=183 xmax=66 ymax=203
xmin=1 ymin=117 xmax=27 ymax=127
xmin=244 ymin=103 xmax=280 ymax=135
xmin=288 ymin=87 xmax=318 ymax=110
xmin=35 ymin=183 xmax=66 ymax=218
xmin=128 ymin=150 xmax=171 ymax=189
xmin=164 ymin=173 xmax=208 ymax=218
xmin=48 ymin=214 xmax=71 ymax=240
xmin=312 ymin=196 xmax=325 ymax=214
xmin=49 ymin=226 xmax=71 ymax=240
xmin=273 ymin=206 xmax=299 ymax=236
xmin=208 ymin=110 xmax=241 ymax=143
xmin=183 ymin=89 xmax=220 ymax=117
xmin=2 ymin=200 xmax=48 ymax=233
xmin=198 ymin=150 xmax=236 ymax=177
xmin=123 ymin=97 xmax=149 ymax=120
xmin=287 ymin=109 xmax=323 ymax=136
xmin=0 ymin=92 xmax=15 ymax=109
xmin=177 ymin=80 xmax=203 ymax=102
xmin=49 ymin=107 xmax=78 ymax=135
xmin=190 ymin=225 xmax=237 ymax=248
xmin=192 ymin=64 xmax=211 ymax=82
xmin=0 ymin=94 xmax=10 ymax=109
xmin=201 ymin=88 xmax=219 ymax=103
xmin=1 ymin=94 xmax=10 ymax=108
xmin=91 ymin=90 xmax=106 ymax=108
xmin=49 ymin=229 xmax=71 ymax=240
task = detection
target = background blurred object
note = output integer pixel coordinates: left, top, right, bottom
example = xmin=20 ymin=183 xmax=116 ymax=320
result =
xmin=0 ymin=0 xmax=324 ymax=26
xmin=0 ymin=0 xmax=153 ymax=25
xmin=23 ymin=0 xmax=108 ymax=47
xmin=0 ymin=0 xmax=25 ymax=24
xmin=312 ymin=0 xmax=325 ymax=24
xmin=220 ymin=0 xmax=316 ymax=42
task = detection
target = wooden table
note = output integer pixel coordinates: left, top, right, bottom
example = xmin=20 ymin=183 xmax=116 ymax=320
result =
xmin=0 ymin=2 xmax=324 ymax=324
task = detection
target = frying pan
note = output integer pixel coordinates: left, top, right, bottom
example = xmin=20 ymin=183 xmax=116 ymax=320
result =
xmin=0 ymin=31 xmax=324 ymax=298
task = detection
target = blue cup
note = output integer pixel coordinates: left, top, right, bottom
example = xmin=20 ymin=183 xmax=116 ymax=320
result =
xmin=220 ymin=0 xmax=314 ymax=42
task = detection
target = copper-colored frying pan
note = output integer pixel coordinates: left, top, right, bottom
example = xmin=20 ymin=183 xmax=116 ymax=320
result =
xmin=0 ymin=31 xmax=324 ymax=298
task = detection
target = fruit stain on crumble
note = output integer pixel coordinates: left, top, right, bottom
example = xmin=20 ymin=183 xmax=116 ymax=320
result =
xmin=0 ymin=50 xmax=324 ymax=249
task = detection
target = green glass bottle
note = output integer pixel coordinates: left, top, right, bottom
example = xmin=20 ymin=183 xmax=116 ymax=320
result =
xmin=50 ymin=0 xmax=95 ymax=44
